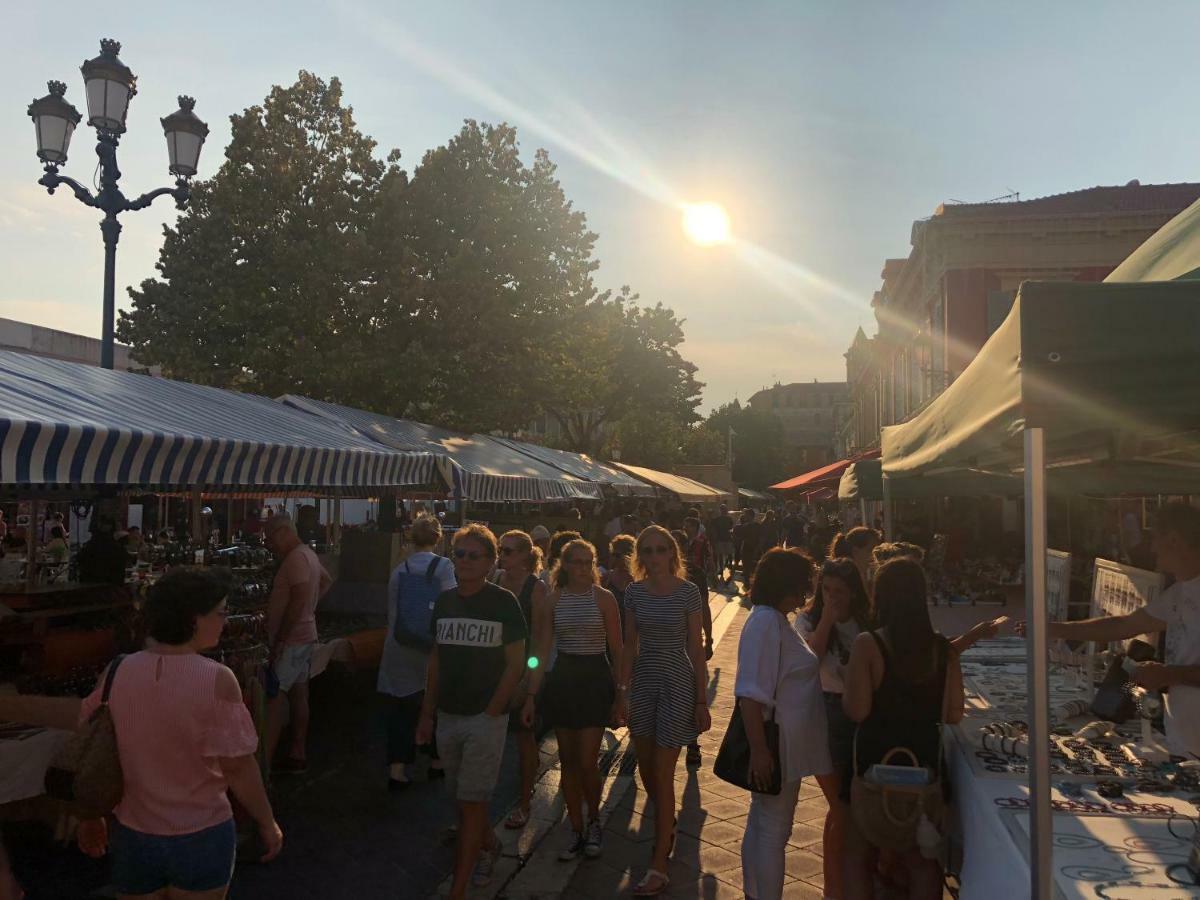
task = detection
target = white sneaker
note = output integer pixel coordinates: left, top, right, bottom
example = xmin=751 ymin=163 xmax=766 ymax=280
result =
xmin=584 ymin=820 xmax=603 ymax=858
xmin=558 ymin=831 xmax=585 ymax=861
xmin=472 ymin=838 xmax=501 ymax=886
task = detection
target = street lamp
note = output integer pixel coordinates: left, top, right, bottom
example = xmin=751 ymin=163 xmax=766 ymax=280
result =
xmin=28 ymin=39 xmax=208 ymax=369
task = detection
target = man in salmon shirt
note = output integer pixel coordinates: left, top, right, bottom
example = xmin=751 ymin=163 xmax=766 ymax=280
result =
xmin=265 ymin=512 xmax=332 ymax=772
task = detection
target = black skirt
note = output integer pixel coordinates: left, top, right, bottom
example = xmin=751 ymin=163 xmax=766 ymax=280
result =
xmin=542 ymin=653 xmax=615 ymax=730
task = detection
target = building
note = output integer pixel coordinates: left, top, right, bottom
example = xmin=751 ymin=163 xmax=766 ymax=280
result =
xmin=845 ymin=180 xmax=1200 ymax=450
xmin=0 ymin=317 xmax=147 ymax=372
xmin=747 ymin=380 xmax=848 ymax=471
xmin=840 ymin=326 xmax=879 ymax=458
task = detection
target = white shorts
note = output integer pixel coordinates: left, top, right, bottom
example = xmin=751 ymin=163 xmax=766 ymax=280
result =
xmin=274 ymin=642 xmax=315 ymax=692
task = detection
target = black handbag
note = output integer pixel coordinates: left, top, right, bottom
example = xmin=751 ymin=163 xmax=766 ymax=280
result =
xmin=714 ymin=616 xmax=783 ymax=795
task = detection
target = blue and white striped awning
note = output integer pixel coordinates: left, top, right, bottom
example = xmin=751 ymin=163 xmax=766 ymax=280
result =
xmin=279 ymin=396 xmax=602 ymax=502
xmin=0 ymin=351 xmax=436 ymax=491
xmin=493 ymin=437 xmax=655 ymax=497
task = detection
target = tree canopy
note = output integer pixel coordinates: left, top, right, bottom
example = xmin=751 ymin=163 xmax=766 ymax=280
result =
xmin=119 ymin=73 xmax=702 ymax=456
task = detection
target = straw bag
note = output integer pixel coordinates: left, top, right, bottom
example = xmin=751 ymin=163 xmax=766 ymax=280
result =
xmin=849 ymin=740 xmax=944 ymax=853
xmin=44 ymin=655 xmax=125 ymax=818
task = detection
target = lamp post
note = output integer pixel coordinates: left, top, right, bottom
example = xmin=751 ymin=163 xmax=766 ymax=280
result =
xmin=27 ymin=39 xmax=208 ymax=369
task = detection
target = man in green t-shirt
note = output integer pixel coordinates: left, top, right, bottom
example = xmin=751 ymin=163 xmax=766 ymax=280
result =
xmin=418 ymin=524 xmax=527 ymax=899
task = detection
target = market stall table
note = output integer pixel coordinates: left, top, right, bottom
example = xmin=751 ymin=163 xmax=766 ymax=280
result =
xmin=0 ymin=718 xmax=68 ymax=806
xmin=947 ymin=638 xmax=1200 ymax=899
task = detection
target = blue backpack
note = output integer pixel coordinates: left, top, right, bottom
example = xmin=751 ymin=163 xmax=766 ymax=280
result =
xmin=392 ymin=557 xmax=445 ymax=648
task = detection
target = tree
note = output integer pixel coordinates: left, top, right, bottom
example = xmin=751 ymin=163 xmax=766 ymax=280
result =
xmin=118 ymin=72 xmax=393 ymax=397
xmin=704 ymin=401 xmax=789 ymax=489
xmin=366 ymin=121 xmax=606 ymax=431
xmin=119 ymin=75 xmax=703 ymax=443
xmin=539 ymin=291 xmax=703 ymax=456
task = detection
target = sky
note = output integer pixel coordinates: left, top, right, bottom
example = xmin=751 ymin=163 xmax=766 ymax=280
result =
xmin=4 ymin=1 xmax=1200 ymax=411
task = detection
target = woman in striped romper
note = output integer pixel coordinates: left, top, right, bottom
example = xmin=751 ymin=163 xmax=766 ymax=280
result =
xmin=525 ymin=539 xmax=623 ymax=861
xmin=619 ymin=525 xmax=711 ymax=896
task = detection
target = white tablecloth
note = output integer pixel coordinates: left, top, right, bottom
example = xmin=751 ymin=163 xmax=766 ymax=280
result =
xmin=0 ymin=726 xmax=70 ymax=805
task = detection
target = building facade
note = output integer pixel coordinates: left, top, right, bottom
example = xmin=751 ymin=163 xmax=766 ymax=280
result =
xmin=845 ymin=180 xmax=1200 ymax=450
xmin=0 ymin=317 xmax=146 ymax=372
xmin=747 ymin=380 xmax=849 ymax=471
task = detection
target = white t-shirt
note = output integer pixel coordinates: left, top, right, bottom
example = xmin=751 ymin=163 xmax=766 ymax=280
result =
xmin=794 ymin=612 xmax=862 ymax=695
xmin=1145 ymin=575 xmax=1200 ymax=758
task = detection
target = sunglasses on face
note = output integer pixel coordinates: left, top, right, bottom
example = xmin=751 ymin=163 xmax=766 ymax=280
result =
xmin=498 ymin=546 xmax=521 ymax=556
xmin=565 ymin=557 xmax=594 ymax=566
xmin=454 ymin=548 xmax=488 ymax=561
xmin=638 ymin=544 xmax=672 ymax=556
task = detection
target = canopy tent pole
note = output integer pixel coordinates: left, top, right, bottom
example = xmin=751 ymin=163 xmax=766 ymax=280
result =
xmin=881 ymin=474 xmax=893 ymax=540
xmin=26 ymin=500 xmax=41 ymax=588
xmin=859 ymin=497 xmax=867 ymax=528
xmin=1024 ymin=428 xmax=1053 ymax=899
xmin=190 ymin=487 xmax=203 ymax=544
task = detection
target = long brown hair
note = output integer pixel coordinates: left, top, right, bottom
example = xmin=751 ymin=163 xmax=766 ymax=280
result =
xmin=828 ymin=526 xmax=880 ymax=560
xmin=634 ymin=524 xmax=686 ymax=580
xmin=873 ymin=557 xmax=945 ymax=681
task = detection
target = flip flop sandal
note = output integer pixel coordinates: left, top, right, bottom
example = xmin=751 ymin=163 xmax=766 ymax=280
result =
xmin=634 ymin=869 xmax=670 ymax=896
xmin=504 ymin=807 xmax=530 ymax=829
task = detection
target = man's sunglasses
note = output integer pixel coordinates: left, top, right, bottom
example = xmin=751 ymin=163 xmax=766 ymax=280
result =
xmin=638 ymin=544 xmax=673 ymax=556
xmin=453 ymin=548 xmax=488 ymax=561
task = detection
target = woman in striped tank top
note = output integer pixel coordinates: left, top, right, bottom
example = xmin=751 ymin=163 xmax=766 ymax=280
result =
xmin=524 ymin=539 xmax=623 ymax=862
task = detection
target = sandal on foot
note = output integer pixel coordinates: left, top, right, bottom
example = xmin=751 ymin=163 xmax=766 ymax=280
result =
xmin=504 ymin=807 xmax=530 ymax=829
xmin=634 ymin=868 xmax=670 ymax=896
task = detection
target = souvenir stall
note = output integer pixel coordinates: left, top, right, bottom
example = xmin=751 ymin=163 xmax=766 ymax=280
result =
xmin=881 ymin=280 xmax=1200 ymax=898
xmin=0 ymin=351 xmax=439 ymax=814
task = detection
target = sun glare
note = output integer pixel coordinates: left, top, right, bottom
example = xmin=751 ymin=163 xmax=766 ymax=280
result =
xmin=682 ymin=202 xmax=732 ymax=246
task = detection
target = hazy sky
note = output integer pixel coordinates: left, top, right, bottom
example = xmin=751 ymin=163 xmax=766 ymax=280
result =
xmin=4 ymin=2 xmax=1199 ymax=409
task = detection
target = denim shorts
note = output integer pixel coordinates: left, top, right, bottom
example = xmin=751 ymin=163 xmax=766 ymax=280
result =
xmin=111 ymin=818 xmax=237 ymax=894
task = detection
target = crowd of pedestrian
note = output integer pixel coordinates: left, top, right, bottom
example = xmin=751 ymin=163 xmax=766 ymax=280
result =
xmin=0 ymin=493 xmax=1021 ymax=900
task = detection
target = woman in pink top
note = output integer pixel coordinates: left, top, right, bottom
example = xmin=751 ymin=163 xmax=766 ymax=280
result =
xmin=0 ymin=567 xmax=281 ymax=899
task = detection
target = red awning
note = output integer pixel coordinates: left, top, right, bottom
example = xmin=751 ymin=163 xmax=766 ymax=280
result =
xmin=770 ymin=449 xmax=880 ymax=492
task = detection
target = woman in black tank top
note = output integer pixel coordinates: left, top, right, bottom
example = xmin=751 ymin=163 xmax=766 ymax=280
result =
xmin=842 ymin=558 xmax=964 ymax=900
xmin=495 ymin=530 xmax=548 ymax=829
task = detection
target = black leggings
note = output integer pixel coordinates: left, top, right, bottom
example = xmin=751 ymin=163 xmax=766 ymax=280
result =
xmin=383 ymin=691 xmax=438 ymax=765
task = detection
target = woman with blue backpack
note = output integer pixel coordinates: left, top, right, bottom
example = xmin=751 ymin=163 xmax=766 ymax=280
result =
xmin=377 ymin=514 xmax=456 ymax=790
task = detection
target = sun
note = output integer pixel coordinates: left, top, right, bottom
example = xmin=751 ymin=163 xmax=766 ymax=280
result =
xmin=682 ymin=202 xmax=732 ymax=246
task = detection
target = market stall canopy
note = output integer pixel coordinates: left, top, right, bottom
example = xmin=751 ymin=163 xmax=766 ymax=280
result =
xmin=610 ymin=462 xmax=730 ymax=503
xmin=492 ymin=437 xmax=655 ymax=497
xmin=0 ymin=352 xmax=436 ymax=491
xmin=881 ymin=280 xmax=1200 ymax=494
xmin=1105 ymin=196 xmax=1200 ymax=284
xmin=279 ymin=396 xmax=601 ymax=502
xmin=737 ymin=487 xmax=772 ymax=504
xmin=770 ymin=449 xmax=880 ymax=492
xmin=838 ymin=458 xmax=1021 ymax=500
